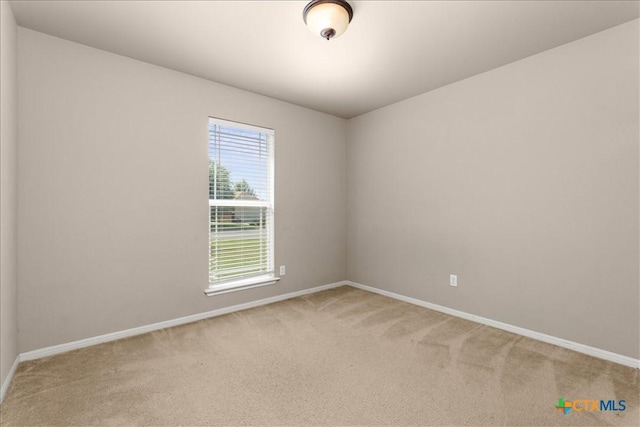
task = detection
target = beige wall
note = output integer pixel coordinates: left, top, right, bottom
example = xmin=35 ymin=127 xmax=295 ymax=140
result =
xmin=347 ymin=20 xmax=640 ymax=359
xmin=17 ymin=28 xmax=347 ymax=352
xmin=1 ymin=0 xmax=19 ymax=388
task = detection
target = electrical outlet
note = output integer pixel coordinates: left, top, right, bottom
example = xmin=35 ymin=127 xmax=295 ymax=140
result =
xmin=280 ymin=265 xmax=286 ymax=276
xmin=450 ymin=274 xmax=457 ymax=287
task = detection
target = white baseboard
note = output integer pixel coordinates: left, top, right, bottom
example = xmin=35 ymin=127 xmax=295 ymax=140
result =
xmin=13 ymin=277 xmax=637 ymax=393
xmin=346 ymin=281 xmax=640 ymax=369
xmin=0 ymin=355 xmax=20 ymax=404
xmin=20 ymin=281 xmax=347 ymax=362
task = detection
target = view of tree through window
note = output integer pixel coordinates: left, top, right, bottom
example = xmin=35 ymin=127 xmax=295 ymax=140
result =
xmin=208 ymin=118 xmax=274 ymax=286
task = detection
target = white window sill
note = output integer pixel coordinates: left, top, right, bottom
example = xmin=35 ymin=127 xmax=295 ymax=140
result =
xmin=204 ymin=275 xmax=280 ymax=296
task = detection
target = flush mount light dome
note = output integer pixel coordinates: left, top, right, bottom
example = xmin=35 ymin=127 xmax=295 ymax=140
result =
xmin=303 ymin=0 xmax=353 ymax=40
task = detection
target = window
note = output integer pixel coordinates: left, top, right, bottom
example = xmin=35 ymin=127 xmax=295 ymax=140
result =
xmin=206 ymin=118 xmax=277 ymax=296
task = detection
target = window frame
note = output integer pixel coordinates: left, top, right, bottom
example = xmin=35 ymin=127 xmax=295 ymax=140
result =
xmin=205 ymin=117 xmax=278 ymax=296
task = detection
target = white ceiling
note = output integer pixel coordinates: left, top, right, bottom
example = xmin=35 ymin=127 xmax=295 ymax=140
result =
xmin=9 ymin=0 xmax=640 ymax=119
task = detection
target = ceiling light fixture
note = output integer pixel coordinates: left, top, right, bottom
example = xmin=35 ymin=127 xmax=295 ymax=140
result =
xmin=303 ymin=0 xmax=353 ymax=41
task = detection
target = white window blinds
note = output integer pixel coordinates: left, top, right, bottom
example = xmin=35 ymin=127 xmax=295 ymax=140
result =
xmin=208 ymin=118 xmax=275 ymax=287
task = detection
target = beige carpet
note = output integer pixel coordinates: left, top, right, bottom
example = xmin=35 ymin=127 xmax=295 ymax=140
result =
xmin=1 ymin=286 xmax=638 ymax=426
